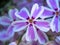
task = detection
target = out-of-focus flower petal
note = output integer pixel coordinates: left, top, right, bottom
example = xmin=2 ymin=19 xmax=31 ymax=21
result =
xmin=0 ymin=16 xmax=11 ymax=26
xmin=36 ymin=28 xmax=48 ymax=44
xmin=26 ymin=25 xmax=36 ymax=41
xmin=58 ymin=16 xmax=60 ymax=32
xmin=50 ymin=16 xmax=58 ymax=32
xmin=35 ymin=20 xmax=50 ymax=32
xmin=46 ymin=0 xmax=59 ymax=10
xmin=31 ymin=3 xmax=43 ymax=19
xmin=7 ymin=25 xmax=14 ymax=37
xmin=40 ymin=7 xmax=54 ymax=19
xmin=0 ymin=26 xmax=14 ymax=41
xmin=15 ymin=7 xmax=30 ymax=20
xmin=9 ymin=8 xmax=18 ymax=20
xmin=9 ymin=42 xmax=17 ymax=45
xmin=12 ymin=21 xmax=28 ymax=32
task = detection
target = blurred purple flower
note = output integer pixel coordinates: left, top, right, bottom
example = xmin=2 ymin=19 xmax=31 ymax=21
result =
xmin=40 ymin=0 xmax=59 ymax=32
xmin=12 ymin=3 xmax=50 ymax=44
xmin=0 ymin=8 xmax=18 ymax=41
xmin=16 ymin=0 xmax=43 ymax=10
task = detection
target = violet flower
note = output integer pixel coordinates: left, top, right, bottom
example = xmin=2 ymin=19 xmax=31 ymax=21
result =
xmin=12 ymin=3 xmax=50 ymax=44
xmin=40 ymin=0 xmax=59 ymax=32
xmin=0 ymin=8 xmax=18 ymax=41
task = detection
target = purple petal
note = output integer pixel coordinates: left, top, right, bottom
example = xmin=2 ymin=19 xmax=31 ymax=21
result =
xmin=0 ymin=16 xmax=11 ymax=26
xmin=31 ymin=3 xmax=43 ymax=19
xmin=54 ymin=16 xmax=58 ymax=32
xmin=9 ymin=8 xmax=18 ymax=20
xmin=36 ymin=29 xmax=48 ymax=44
xmin=7 ymin=25 xmax=14 ymax=36
xmin=0 ymin=32 xmax=8 ymax=41
xmin=46 ymin=0 xmax=59 ymax=9
xmin=58 ymin=16 xmax=60 ymax=32
xmin=50 ymin=16 xmax=58 ymax=32
xmin=35 ymin=20 xmax=50 ymax=32
xmin=26 ymin=25 xmax=36 ymax=41
xmin=12 ymin=21 xmax=27 ymax=32
xmin=0 ymin=26 xmax=14 ymax=41
xmin=40 ymin=7 xmax=54 ymax=19
xmin=16 ymin=8 xmax=30 ymax=20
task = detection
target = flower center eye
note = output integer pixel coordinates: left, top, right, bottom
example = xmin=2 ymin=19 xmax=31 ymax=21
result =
xmin=53 ymin=11 xmax=59 ymax=16
xmin=55 ymin=11 xmax=59 ymax=16
xmin=29 ymin=19 xmax=33 ymax=23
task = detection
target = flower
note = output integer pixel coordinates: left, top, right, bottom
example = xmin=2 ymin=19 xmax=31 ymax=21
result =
xmin=12 ymin=3 xmax=50 ymax=44
xmin=40 ymin=0 xmax=59 ymax=32
xmin=0 ymin=8 xmax=18 ymax=41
